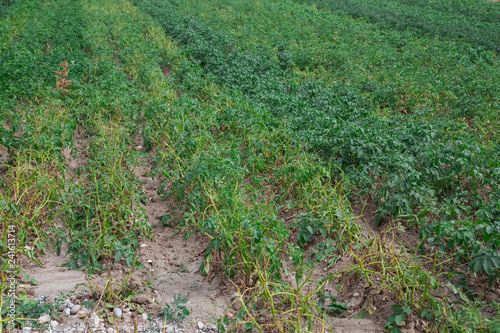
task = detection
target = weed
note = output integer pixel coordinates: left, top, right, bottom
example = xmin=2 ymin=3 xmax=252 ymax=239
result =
xmin=54 ymin=60 xmax=72 ymax=94
xmin=159 ymin=293 xmax=190 ymax=322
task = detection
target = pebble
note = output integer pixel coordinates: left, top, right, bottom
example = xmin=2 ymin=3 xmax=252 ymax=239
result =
xmin=107 ymin=328 xmax=117 ymax=333
xmin=118 ymin=325 xmax=129 ymax=333
xmin=205 ymin=323 xmax=217 ymax=332
xmin=230 ymin=293 xmax=242 ymax=311
xmin=122 ymin=312 xmax=132 ymax=323
xmin=90 ymin=313 xmax=102 ymax=327
xmin=136 ymin=145 xmax=142 ymax=150
xmin=113 ymin=308 xmax=122 ymax=319
xmin=197 ymin=321 xmax=204 ymax=330
xmin=58 ymin=303 xmax=68 ymax=312
xmin=63 ymin=308 xmax=71 ymax=317
xmin=165 ymin=326 xmax=174 ymax=333
xmin=70 ymin=305 xmax=80 ymax=315
xmin=50 ymin=320 xmax=58 ymax=329
xmin=39 ymin=314 xmax=51 ymax=324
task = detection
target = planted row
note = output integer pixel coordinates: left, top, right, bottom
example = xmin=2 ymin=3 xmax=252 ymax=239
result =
xmin=136 ymin=0 xmax=499 ymax=250
xmin=0 ymin=0 xmax=153 ymax=276
xmin=391 ymin=0 xmax=500 ymax=24
xmin=172 ymin=0 xmax=500 ymax=137
xmin=295 ymin=0 xmax=500 ymax=52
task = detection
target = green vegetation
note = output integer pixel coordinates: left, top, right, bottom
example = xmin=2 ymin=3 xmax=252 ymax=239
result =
xmin=296 ymin=0 xmax=500 ymax=52
xmin=136 ymin=0 xmax=500 ymax=272
xmin=1 ymin=0 xmax=500 ymax=331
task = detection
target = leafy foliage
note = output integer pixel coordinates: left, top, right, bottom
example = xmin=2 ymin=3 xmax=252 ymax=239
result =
xmin=159 ymin=293 xmax=190 ymax=322
xmin=295 ymin=0 xmax=500 ymax=52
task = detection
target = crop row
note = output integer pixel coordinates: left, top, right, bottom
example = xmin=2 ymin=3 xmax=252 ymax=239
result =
xmin=390 ymin=0 xmax=500 ymax=24
xmin=0 ymin=0 xmax=360 ymax=330
xmin=170 ymin=0 xmax=500 ymax=137
xmin=295 ymin=0 xmax=500 ymax=52
xmin=0 ymin=0 xmax=153 ymax=276
xmin=2 ymin=0 xmax=500 ymax=330
xmin=135 ymin=0 xmax=500 ymax=272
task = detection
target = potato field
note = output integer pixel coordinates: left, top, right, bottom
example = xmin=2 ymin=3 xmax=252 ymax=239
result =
xmin=1 ymin=0 xmax=499 ymax=331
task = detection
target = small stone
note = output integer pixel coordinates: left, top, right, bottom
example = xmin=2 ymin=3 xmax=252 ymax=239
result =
xmin=76 ymin=310 xmax=87 ymax=317
xmin=70 ymin=305 xmax=81 ymax=315
xmin=122 ymin=312 xmax=132 ymax=323
xmin=90 ymin=313 xmax=102 ymax=327
xmin=197 ymin=321 xmax=204 ymax=330
xmin=113 ymin=308 xmax=122 ymax=319
xmin=39 ymin=314 xmax=51 ymax=324
xmin=63 ymin=308 xmax=71 ymax=317
xmin=67 ymin=302 xmax=75 ymax=309
xmin=50 ymin=321 xmax=58 ymax=329
xmin=323 ymin=267 xmax=327 ymax=272
xmin=118 ymin=325 xmax=129 ymax=333
xmin=107 ymin=328 xmax=116 ymax=333
xmin=204 ymin=323 xmax=217 ymax=332
xmin=353 ymin=292 xmax=360 ymax=297
xmin=230 ymin=293 xmax=242 ymax=311
xmin=165 ymin=326 xmax=173 ymax=333
xmin=136 ymin=145 xmax=142 ymax=150
xmin=22 ymin=327 xmax=32 ymax=333
xmin=58 ymin=303 xmax=68 ymax=312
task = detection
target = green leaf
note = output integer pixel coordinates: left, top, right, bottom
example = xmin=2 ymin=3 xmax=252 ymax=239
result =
xmin=395 ymin=313 xmax=405 ymax=326
xmin=244 ymin=322 xmax=254 ymax=329
xmin=125 ymin=254 xmax=134 ymax=266
xmin=69 ymin=258 xmax=77 ymax=270
xmin=390 ymin=327 xmax=402 ymax=333
xmin=115 ymin=251 xmax=123 ymax=263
